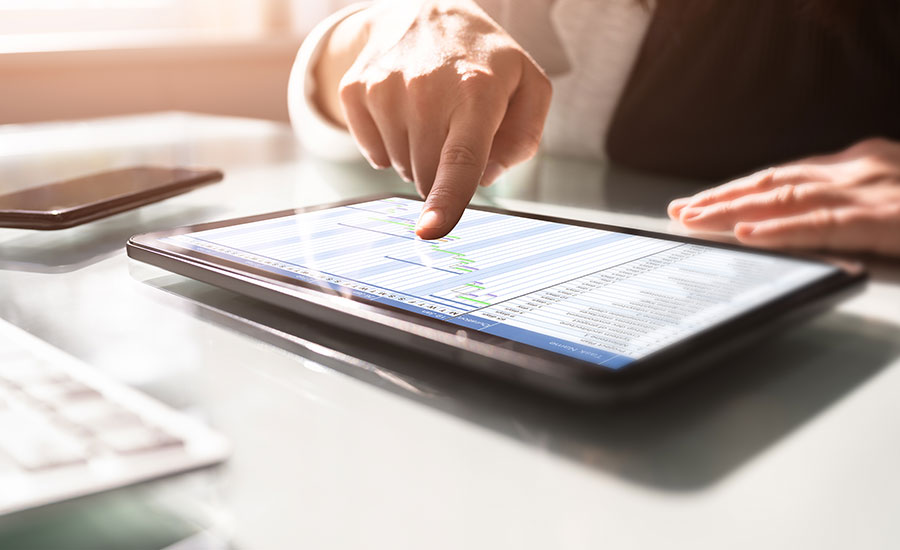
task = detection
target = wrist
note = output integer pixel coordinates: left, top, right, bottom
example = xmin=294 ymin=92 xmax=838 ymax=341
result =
xmin=313 ymin=9 xmax=373 ymax=127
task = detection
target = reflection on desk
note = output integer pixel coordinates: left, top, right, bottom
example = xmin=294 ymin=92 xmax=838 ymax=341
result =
xmin=141 ymin=271 xmax=900 ymax=490
xmin=2 ymin=113 xmax=900 ymax=550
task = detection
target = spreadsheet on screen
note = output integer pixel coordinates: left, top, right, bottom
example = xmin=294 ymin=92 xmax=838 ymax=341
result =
xmin=163 ymin=197 xmax=835 ymax=369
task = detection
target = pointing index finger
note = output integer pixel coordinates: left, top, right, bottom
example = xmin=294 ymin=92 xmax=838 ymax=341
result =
xmin=415 ymin=107 xmax=503 ymax=240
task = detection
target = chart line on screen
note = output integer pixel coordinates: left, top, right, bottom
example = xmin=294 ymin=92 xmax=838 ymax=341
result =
xmin=163 ymin=197 xmax=835 ymax=369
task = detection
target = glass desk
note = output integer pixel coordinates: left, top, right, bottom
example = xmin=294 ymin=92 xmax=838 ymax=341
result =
xmin=2 ymin=113 xmax=899 ymax=550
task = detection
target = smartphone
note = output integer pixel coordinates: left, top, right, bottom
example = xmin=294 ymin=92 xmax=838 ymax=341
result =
xmin=0 ymin=166 xmax=223 ymax=230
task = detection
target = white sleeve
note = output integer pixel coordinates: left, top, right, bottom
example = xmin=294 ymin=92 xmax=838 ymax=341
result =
xmin=288 ymin=0 xmax=571 ymax=161
xmin=287 ymin=3 xmax=371 ymax=161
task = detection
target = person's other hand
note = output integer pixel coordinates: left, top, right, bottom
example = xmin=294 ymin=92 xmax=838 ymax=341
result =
xmin=331 ymin=0 xmax=552 ymax=239
xmin=668 ymin=138 xmax=900 ymax=257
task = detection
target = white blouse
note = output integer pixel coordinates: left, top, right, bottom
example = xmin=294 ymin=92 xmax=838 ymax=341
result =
xmin=287 ymin=0 xmax=651 ymax=162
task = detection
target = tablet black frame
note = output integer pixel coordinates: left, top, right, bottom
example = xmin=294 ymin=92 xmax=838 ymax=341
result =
xmin=127 ymin=193 xmax=866 ymax=403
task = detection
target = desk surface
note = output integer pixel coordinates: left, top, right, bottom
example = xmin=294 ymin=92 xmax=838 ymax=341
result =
xmin=2 ymin=113 xmax=899 ymax=550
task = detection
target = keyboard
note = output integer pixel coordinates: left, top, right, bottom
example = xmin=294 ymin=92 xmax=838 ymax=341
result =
xmin=0 ymin=320 xmax=230 ymax=517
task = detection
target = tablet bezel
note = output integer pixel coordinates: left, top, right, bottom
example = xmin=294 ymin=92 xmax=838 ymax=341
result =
xmin=127 ymin=193 xmax=866 ymax=398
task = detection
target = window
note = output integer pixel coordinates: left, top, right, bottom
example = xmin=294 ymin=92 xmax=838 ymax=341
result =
xmin=0 ymin=0 xmax=352 ymax=53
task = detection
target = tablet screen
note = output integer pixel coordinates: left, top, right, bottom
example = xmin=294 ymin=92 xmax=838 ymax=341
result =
xmin=162 ymin=197 xmax=837 ymax=370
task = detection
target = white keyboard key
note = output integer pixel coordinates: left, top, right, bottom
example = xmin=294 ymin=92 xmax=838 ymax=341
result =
xmin=24 ymin=380 xmax=102 ymax=407
xmin=0 ymin=362 xmax=68 ymax=388
xmin=96 ymin=426 xmax=182 ymax=455
xmin=54 ymin=399 xmax=144 ymax=432
xmin=0 ymin=410 xmax=87 ymax=470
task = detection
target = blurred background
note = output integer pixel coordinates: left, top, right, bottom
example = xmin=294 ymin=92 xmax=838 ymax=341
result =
xmin=0 ymin=0 xmax=346 ymax=124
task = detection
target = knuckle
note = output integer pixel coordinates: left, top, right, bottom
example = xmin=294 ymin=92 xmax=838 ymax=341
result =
xmin=533 ymin=70 xmax=553 ymax=99
xmin=427 ymin=183 xmax=469 ymax=206
xmin=806 ymin=208 xmax=841 ymax=249
xmin=381 ymin=70 xmax=405 ymax=87
xmin=490 ymin=45 xmax=522 ymax=65
xmin=769 ymin=164 xmax=820 ymax=186
xmin=692 ymin=186 xmax=719 ymax=202
xmin=363 ymin=80 xmax=384 ymax=101
xmin=441 ymin=143 xmax=481 ymax=167
xmin=768 ymin=166 xmax=792 ymax=184
xmin=847 ymin=137 xmax=893 ymax=163
xmin=854 ymin=156 xmax=886 ymax=178
xmin=847 ymin=138 xmax=872 ymax=153
xmin=522 ymin=135 xmax=543 ymax=157
xmin=337 ymin=79 xmax=364 ymax=103
xmin=774 ymin=185 xmax=798 ymax=206
xmin=406 ymin=73 xmax=429 ymax=93
xmin=812 ymin=209 xmax=837 ymax=231
xmin=750 ymin=167 xmax=778 ymax=190
xmin=456 ymin=70 xmax=496 ymax=99
xmin=363 ymin=72 xmax=402 ymax=105
xmin=858 ymin=136 xmax=889 ymax=149
xmin=717 ymin=199 xmax=736 ymax=217
xmin=512 ymin=129 xmax=543 ymax=158
xmin=407 ymin=77 xmax=435 ymax=115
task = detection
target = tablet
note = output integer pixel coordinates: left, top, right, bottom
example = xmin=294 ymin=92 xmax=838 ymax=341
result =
xmin=127 ymin=195 xmax=865 ymax=402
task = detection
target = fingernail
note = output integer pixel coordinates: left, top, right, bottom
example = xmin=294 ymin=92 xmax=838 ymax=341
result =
xmin=667 ymin=197 xmax=691 ymax=218
xmin=394 ymin=165 xmax=413 ymax=183
xmin=363 ymin=154 xmax=385 ymax=170
xmin=417 ymin=208 xmax=445 ymax=231
xmin=480 ymin=161 xmax=506 ymax=187
xmin=680 ymin=207 xmax=704 ymax=222
xmin=735 ymin=223 xmax=758 ymax=238
xmin=669 ymin=197 xmax=690 ymax=209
